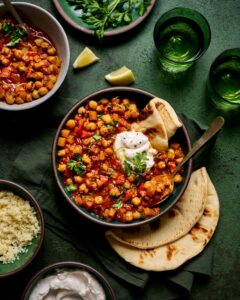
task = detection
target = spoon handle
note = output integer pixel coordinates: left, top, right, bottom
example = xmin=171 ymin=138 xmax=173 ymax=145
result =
xmin=173 ymin=116 xmax=225 ymax=176
xmin=2 ymin=0 xmax=27 ymax=31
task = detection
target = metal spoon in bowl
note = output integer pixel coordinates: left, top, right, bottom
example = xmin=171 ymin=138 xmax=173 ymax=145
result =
xmin=2 ymin=0 xmax=28 ymax=33
xmin=151 ymin=116 xmax=225 ymax=206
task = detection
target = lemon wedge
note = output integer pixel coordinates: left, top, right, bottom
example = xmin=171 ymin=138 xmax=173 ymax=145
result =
xmin=105 ymin=66 xmax=135 ymax=86
xmin=73 ymin=47 xmax=99 ymax=69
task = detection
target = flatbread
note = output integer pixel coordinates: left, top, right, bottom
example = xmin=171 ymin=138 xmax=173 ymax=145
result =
xmin=150 ymin=98 xmax=182 ymax=139
xmin=106 ymin=171 xmax=219 ymax=271
xmin=131 ymin=99 xmax=168 ymax=151
xmin=131 ymin=98 xmax=182 ymax=151
xmin=106 ymin=168 xmax=208 ymax=249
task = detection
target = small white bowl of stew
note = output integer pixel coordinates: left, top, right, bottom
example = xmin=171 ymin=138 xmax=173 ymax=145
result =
xmin=0 ymin=2 xmax=70 ymax=110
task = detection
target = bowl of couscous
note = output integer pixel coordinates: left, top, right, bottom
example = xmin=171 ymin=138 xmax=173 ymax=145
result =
xmin=0 ymin=2 xmax=70 ymax=110
xmin=0 ymin=179 xmax=44 ymax=278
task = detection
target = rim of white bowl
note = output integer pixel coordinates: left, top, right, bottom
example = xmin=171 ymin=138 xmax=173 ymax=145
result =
xmin=0 ymin=2 xmax=70 ymax=111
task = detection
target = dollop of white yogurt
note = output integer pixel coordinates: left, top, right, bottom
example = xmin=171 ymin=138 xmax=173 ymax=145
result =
xmin=114 ymin=131 xmax=157 ymax=171
xmin=29 ymin=270 xmax=106 ymax=300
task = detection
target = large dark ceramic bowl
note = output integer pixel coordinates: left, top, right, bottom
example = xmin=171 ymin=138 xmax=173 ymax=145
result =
xmin=52 ymin=87 xmax=192 ymax=228
xmin=0 ymin=179 xmax=44 ymax=278
xmin=22 ymin=261 xmax=115 ymax=299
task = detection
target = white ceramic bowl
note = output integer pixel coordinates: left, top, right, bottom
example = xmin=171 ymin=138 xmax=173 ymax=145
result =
xmin=0 ymin=2 xmax=70 ymax=111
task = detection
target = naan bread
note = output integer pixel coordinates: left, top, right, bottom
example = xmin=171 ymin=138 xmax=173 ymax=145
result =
xmin=131 ymin=98 xmax=182 ymax=151
xmin=106 ymin=168 xmax=208 ymax=249
xmin=106 ymin=171 xmax=219 ymax=271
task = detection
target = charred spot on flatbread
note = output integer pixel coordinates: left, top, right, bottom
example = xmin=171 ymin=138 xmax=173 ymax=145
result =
xmin=166 ymin=244 xmax=177 ymax=261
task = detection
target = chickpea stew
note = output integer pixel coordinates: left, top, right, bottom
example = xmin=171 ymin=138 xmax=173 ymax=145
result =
xmin=57 ymin=96 xmax=185 ymax=223
xmin=0 ymin=16 xmax=61 ymax=105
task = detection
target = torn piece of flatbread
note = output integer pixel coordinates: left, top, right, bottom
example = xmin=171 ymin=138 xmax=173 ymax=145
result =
xmin=106 ymin=168 xmax=208 ymax=249
xmin=106 ymin=171 xmax=219 ymax=271
xmin=131 ymin=98 xmax=182 ymax=151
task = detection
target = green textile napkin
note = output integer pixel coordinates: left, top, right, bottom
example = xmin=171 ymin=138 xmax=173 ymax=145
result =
xmin=0 ymin=97 xmax=216 ymax=300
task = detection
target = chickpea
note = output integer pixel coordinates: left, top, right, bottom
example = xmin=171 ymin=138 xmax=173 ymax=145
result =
xmin=78 ymin=106 xmax=86 ymax=115
xmin=18 ymin=64 xmax=27 ymax=73
xmin=122 ymin=98 xmax=130 ymax=105
xmin=79 ymin=183 xmax=88 ymax=193
xmin=124 ymin=181 xmax=131 ymax=189
xmin=94 ymin=196 xmax=103 ymax=205
xmin=25 ymin=93 xmax=33 ymax=102
xmin=111 ymin=171 xmax=118 ymax=179
xmin=5 ymin=94 xmax=15 ymax=104
xmin=173 ymin=174 xmax=183 ymax=183
xmin=101 ymin=98 xmax=109 ymax=105
xmin=158 ymin=161 xmax=166 ymax=169
xmin=48 ymin=64 xmax=58 ymax=74
xmin=99 ymin=126 xmax=109 ymax=136
xmin=97 ymin=120 xmax=104 ymax=128
xmin=35 ymin=81 xmax=43 ymax=89
xmin=82 ymin=154 xmax=91 ymax=164
xmin=129 ymin=103 xmax=138 ymax=111
xmin=15 ymin=97 xmax=24 ymax=104
xmin=128 ymin=174 xmax=135 ymax=182
xmin=96 ymin=179 xmax=103 ymax=188
xmin=66 ymin=119 xmax=76 ymax=128
xmin=101 ymin=139 xmax=109 ymax=147
xmin=48 ymin=75 xmax=57 ymax=83
xmin=66 ymin=178 xmax=72 ymax=185
xmin=46 ymin=81 xmax=54 ymax=90
xmin=57 ymin=149 xmax=66 ymax=156
xmin=1 ymin=57 xmax=10 ymax=66
xmin=74 ymin=176 xmax=83 ymax=183
xmin=35 ymin=72 xmax=44 ymax=80
xmin=58 ymin=164 xmax=66 ymax=172
xmin=1 ymin=47 xmax=10 ymax=55
xmin=18 ymin=91 xmax=27 ymax=101
xmin=41 ymin=42 xmax=49 ymax=49
xmin=47 ymin=47 xmax=56 ymax=55
xmin=102 ymin=114 xmax=112 ymax=124
xmin=34 ymin=38 xmax=43 ymax=46
xmin=124 ymin=211 xmax=133 ymax=222
xmin=102 ymin=163 xmax=109 ymax=172
xmin=108 ymin=208 xmax=116 ymax=218
xmin=89 ymin=100 xmax=98 ymax=110
xmin=73 ymin=145 xmax=82 ymax=154
xmin=132 ymin=197 xmax=141 ymax=206
xmin=32 ymin=90 xmax=40 ymax=99
xmin=110 ymin=187 xmax=121 ymax=197
xmin=38 ymin=87 xmax=48 ymax=96
xmin=34 ymin=61 xmax=45 ymax=70
xmin=176 ymin=157 xmax=183 ymax=164
xmin=87 ymin=122 xmax=97 ymax=131
xmin=133 ymin=211 xmax=141 ymax=219
xmin=96 ymin=105 xmax=103 ymax=112
xmin=168 ymin=149 xmax=175 ymax=160
xmin=13 ymin=49 xmax=23 ymax=59
xmin=105 ymin=147 xmax=113 ymax=155
xmin=26 ymin=82 xmax=35 ymax=93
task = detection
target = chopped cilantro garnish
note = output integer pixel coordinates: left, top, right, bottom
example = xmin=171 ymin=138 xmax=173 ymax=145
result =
xmin=67 ymin=183 xmax=77 ymax=192
xmin=123 ymin=152 xmax=148 ymax=183
xmin=93 ymin=134 xmax=102 ymax=140
xmin=113 ymin=200 xmax=123 ymax=209
xmin=68 ymin=156 xmax=86 ymax=175
xmin=2 ymin=23 xmax=27 ymax=47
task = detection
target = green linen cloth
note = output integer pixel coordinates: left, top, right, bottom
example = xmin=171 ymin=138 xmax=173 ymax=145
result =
xmin=0 ymin=96 xmax=216 ymax=300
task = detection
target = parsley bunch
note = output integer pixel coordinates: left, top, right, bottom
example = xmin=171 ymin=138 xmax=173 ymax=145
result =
xmin=67 ymin=0 xmax=151 ymax=39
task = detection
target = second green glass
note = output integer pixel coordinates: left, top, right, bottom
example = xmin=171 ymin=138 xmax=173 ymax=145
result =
xmin=153 ymin=7 xmax=211 ymax=73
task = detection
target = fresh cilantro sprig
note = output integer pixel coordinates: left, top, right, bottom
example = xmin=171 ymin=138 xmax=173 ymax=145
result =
xmin=67 ymin=0 xmax=151 ymax=40
xmin=123 ymin=152 xmax=148 ymax=183
xmin=2 ymin=23 xmax=27 ymax=47
xmin=67 ymin=155 xmax=86 ymax=175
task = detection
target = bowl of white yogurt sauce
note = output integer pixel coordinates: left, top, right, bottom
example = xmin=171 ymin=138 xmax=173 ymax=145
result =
xmin=21 ymin=261 xmax=115 ymax=300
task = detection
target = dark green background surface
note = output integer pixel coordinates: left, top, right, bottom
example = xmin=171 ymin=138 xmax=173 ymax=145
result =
xmin=0 ymin=0 xmax=240 ymax=299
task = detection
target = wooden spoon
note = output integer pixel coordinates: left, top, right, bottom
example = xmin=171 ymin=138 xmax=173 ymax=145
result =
xmin=151 ymin=116 xmax=225 ymax=206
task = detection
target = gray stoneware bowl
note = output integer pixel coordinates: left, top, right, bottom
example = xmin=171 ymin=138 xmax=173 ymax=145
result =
xmin=52 ymin=87 xmax=192 ymax=228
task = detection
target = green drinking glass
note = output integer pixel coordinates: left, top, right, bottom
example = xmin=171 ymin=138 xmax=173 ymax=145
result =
xmin=207 ymin=48 xmax=240 ymax=112
xmin=153 ymin=7 xmax=211 ymax=73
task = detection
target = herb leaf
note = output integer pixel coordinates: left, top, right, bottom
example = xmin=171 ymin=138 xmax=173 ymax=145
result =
xmin=2 ymin=23 xmax=27 ymax=47
xmin=68 ymin=156 xmax=86 ymax=175
xmin=67 ymin=183 xmax=77 ymax=192
xmin=123 ymin=152 xmax=148 ymax=182
xmin=67 ymin=0 xmax=151 ymax=40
